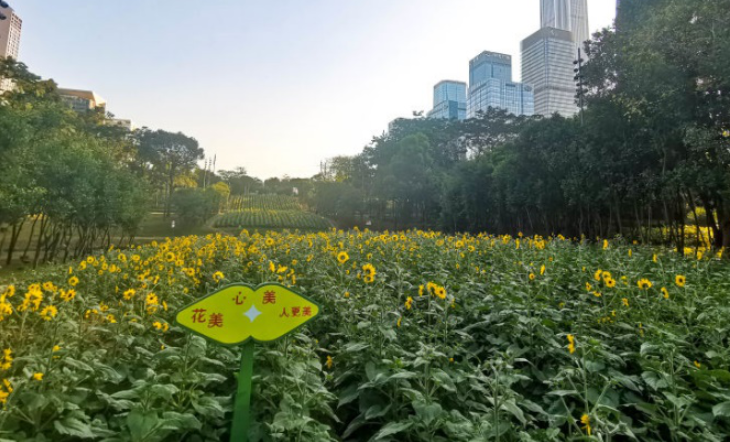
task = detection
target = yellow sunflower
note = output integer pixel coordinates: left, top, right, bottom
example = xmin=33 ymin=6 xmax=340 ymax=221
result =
xmin=337 ymin=251 xmax=349 ymax=264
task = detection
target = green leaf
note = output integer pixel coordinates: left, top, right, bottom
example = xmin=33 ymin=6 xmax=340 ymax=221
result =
xmin=501 ymin=399 xmax=527 ymax=425
xmin=521 ymin=400 xmax=547 ymax=415
xmin=584 ymin=360 xmax=605 ymax=372
xmin=378 ymin=325 xmax=397 ymax=341
xmin=127 ymin=409 xmax=160 ymax=441
xmin=18 ymin=391 xmax=48 ymax=412
xmin=365 ymin=404 xmax=391 ymax=420
xmin=191 ymin=396 xmax=225 ymax=419
xmin=97 ymin=391 xmax=135 ymax=411
xmin=640 ymin=343 xmax=662 ymax=356
xmin=338 ymin=384 xmax=360 ymax=408
xmin=371 ymin=421 xmax=412 ymax=440
xmin=413 ymin=401 xmax=442 ymax=425
xmin=546 ymin=390 xmax=579 ymax=397
xmin=708 ymin=370 xmax=730 ymax=383
xmin=63 ymin=358 xmax=93 ymax=372
xmin=342 ymin=415 xmax=366 ymax=439
xmin=389 ymin=371 xmax=418 ymax=380
xmin=343 ymin=342 xmax=370 ymax=353
xmin=642 ymin=371 xmax=669 ymax=391
xmin=110 ymin=389 xmax=140 ymax=400
xmin=53 ymin=415 xmax=96 ymax=439
xmin=713 ymin=401 xmax=730 ymax=417
xmin=149 ymin=384 xmax=179 ymax=401
xmin=161 ymin=411 xmax=202 ymax=432
xmin=430 ymin=369 xmax=456 ymax=392
xmin=610 ymin=371 xmax=642 ymax=392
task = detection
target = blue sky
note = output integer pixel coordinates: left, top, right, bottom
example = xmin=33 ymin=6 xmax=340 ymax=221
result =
xmin=16 ymin=1 xmax=617 ymax=179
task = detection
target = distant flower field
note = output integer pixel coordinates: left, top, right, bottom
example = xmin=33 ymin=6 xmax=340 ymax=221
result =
xmin=214 ymin=194 xmax=333 ymax=231
xmin=0 ymin=230 xmax=729 ymax=441
xmin=213 ymin=210 xmax=333 ymax=231
xmin=229 ymin=194 xmax=303 ymax=212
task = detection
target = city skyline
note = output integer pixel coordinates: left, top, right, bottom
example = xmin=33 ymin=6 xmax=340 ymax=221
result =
xmin=12 ymin=1 xmax=617 ymax=179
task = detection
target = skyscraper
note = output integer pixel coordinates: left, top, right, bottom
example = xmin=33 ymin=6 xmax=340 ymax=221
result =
xmin=0 ymin=6 xmax=22 ymax=93
xmin=0 ymin=6 xmax=22 ymax=59
xmin=540 ymin=0 xmax=589 ymax=52
xmin=428 ymin=80 xmax=467 ymax=120
xmin=469 ymin=51 xmax=513 ymax=85
xmin=521 ymin=27 xmax=578 ymax=117
xmin=467 ymin=51 xmax=534 ymax=118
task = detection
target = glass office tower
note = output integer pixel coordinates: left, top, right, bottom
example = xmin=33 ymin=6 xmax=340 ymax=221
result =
xmin=521 ymin=27 xmax=578 ymax=117
xmin=466 ymin=51 xmax=534 ymax=118
xmin=540 ymin=0 xmax=589 ymax=53
xmin=469 ymin=51 xmax=513 ymax=85
xmin=428 ymin=80 xmax=467 ymax=120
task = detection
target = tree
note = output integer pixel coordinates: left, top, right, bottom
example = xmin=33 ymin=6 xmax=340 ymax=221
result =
xmin=218 ymin=167 xmax=259 ymax=195
xmin=136 ymin=129 xmax=204 ymax=218
xmin=171 ymin=188 xmax=222 ymax=229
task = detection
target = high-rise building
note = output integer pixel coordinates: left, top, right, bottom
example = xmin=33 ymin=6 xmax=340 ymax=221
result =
xmin=57 ymin=88 xmax=108 ymax=113
xmin=540 ymin=0 xmax=589 ymax=52
xmin=468 ymin=79 xmax=535 ymax=118
xmin=469 ymin=51 xmax=513 ymax=85
xmin=428 ymin=80 xmax=467 ymax=120
xmin=0 ymin=6 xmax=22 ymax=93
xmin=467 ymin=51 xmax=534 ymax=118
xmin=0 ymin=6 xmax=22 ymax=59
xmin=521 ymin=27 xmax=578 ymax=117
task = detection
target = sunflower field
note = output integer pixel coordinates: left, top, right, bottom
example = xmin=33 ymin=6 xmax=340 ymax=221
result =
xmin=228 ymin=196 xmax=303 ymax=212
xmin=1 ymin=229 xmax=729 ymax=441
xmin=213 ymin=211 xmax=333 ymax=232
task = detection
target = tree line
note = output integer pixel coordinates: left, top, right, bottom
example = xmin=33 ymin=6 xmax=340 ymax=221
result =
xmin=309 ymin=0 xmax=730 ymax=250
xmin=3 ymin=0 xmax=729 ymax=265
xmin=0 ymin=60 xmax=218 ymax=265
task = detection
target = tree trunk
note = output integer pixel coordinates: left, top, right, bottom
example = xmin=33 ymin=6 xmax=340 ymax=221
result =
xmin=22 ymin=215 xmax=40 ymax=260
xmin=165 ymin=165 xmax=176 ymax=219
xmin=6 ymin=219 xmax=25 ymax=266
xmin=32 ymin=215 xmax=49 ymax=267
xmin=702 ymin=195 xmax=721 ymax=248
xmin=685 ymin=189 xmax=704 ymax=250
xmin=0 ymin=228 xmax=6 ymax=263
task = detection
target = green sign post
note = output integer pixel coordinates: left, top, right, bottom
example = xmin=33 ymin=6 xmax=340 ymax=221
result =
xmin=175 ymin=283 xmax=321 ymax=441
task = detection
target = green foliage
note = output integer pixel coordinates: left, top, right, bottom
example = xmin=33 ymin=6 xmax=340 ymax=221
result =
xmin=315 ymin=0 xmax=730 ymax=247
xmin=217 ymin=168 xmax=262 ymax=196
xmin=171 ymin=188 xmax=223 ymax=229
xmin=1 ymin=231 xmax=729 ymax=441
xmin=134 ymin=129 xmax=204 ymax=218
xmin=0 ymin=59 xmax=152 ymax=265
xmin=0 ymin=59 xmax=219 ymax=266
xmin=312 ymin=182 xmax=363 ymax=218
